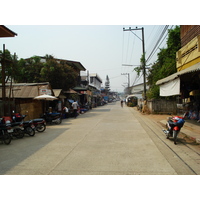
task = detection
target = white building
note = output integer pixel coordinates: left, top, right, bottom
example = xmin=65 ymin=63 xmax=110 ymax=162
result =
xmin=89 ymin=73 xmax=102 ymax=90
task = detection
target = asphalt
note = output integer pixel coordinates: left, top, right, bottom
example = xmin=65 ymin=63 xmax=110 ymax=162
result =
xmin=136 ymin=108 xmax=200 ymax=144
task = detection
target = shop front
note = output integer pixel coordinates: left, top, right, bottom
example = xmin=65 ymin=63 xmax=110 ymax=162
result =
xmin=156 ymin=62 xmax=200 ymax=120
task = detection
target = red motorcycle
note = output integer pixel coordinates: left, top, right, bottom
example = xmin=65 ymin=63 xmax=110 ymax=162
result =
xmin=163 ymin=116 xmax=185 ymax=145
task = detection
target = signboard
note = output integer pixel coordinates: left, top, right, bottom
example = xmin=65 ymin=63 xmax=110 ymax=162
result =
xmin=40 ymin=89 xmax=52 ymax=95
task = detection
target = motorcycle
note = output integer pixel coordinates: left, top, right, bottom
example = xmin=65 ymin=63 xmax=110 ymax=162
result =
xmin=1 ymin=116 xmax=24 ymax=139
xmin=42 ymin=112 xmax=62 ymax=124
xmin=0 ymin=120 xmax=12 ymax=145
xmin=163 ymin=116 xmax=185 ymax=145
xmin=12 ymin=112 xmax=46 ymax=133
xmin=22 ymin=120 xmax=36 ymax=136
xmin=12 ymin=113 xmax=35 ymax=137
xmin=32 ymin=118 xmax=46 ymax=132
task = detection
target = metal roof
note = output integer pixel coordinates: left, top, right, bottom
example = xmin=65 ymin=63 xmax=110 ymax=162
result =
xmin=0 ymin=83 xmax=51 ymax=98
xmin=156 ymin=62 xmax=200 ymax=85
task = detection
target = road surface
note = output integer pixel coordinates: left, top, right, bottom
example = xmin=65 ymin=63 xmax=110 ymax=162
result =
xmin=0 ymin=101 xmax=199 ymax=175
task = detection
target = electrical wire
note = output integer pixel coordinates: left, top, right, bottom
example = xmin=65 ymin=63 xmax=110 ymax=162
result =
xmin=146 ymin=25 xmax=174 ymax=64
xmin=146 ymin=25 xmax=169 ymax=63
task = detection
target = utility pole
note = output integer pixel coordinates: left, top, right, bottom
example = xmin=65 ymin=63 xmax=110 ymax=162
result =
xmin=1 ymin=44 xmax=6 ymax=115
xmin=121 ymin=73 xmax=130 ymax=88
xmin=123 ymin=27 xmax=147 ymax=100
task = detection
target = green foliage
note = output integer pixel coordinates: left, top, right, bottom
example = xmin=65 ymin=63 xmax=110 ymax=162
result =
xmin=0 ymin=49 xmax=18 ymax=83
xmin=146 ymin=26 xmax=181 ymax=99
xmin=40 ymin=56 xmax=77 ymax=89
xmin=2 ymin=53 xmax=78 ymax=90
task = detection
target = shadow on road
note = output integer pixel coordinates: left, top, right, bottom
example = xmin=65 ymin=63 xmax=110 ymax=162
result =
xmin=0 ymin=125 xmax=69 ymax=174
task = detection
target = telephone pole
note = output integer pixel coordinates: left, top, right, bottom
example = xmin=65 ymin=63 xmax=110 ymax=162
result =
xmin=121 ymin=73 xmax=130 ymax=88
xmin=123 ymin=27 xmax=147 ymax=100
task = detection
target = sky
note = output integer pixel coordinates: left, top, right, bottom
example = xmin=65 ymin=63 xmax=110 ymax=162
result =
xmin=1 ymin=25 xmax=173 ymax=92
xmin=0 ymin=1 xmax=196 ymax=94
xmin=1 ymin=1 xmax=192 ymax=93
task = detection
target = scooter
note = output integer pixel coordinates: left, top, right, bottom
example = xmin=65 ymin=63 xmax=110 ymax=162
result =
xmin=42 ymin=112 xmax=62 ymax=124
xmin=163 ymin=116 xmax=185 ymax=145
xmin=0 ymin=120 xmax=12 ymax=145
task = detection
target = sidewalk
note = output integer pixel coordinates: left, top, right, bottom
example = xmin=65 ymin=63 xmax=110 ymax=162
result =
xmin=133 ymin=107 xmax=200 ymax=144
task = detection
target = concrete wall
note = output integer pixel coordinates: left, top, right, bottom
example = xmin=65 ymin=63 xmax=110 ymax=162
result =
xmin=147 ymin=99 xmax=177 ymax=114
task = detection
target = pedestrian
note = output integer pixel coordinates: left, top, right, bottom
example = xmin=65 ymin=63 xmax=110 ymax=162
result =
xmin=63 ymin=106 xmax=69 ymax=118
xmin=72 ymin=101 xmax=79 ymax=118
xmin=121 ymin=100 xmax=123 ymax=108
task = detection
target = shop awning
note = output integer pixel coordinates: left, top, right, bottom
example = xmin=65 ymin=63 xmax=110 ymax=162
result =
xmin=156 ymin=62 xmax=200 ymax=96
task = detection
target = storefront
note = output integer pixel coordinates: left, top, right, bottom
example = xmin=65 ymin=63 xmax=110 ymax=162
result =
xmin=156 ymin=62 xmax=200 ymax=119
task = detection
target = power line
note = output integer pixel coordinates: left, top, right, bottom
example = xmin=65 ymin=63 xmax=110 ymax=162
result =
xmin=146 ymin=25 xmax=169 ymax=63
xmin=146 ymin=25 xmax=174 ymax=64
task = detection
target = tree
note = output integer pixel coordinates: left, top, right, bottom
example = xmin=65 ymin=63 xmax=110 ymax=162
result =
xmin=146 ymin=26 xmax=181 ymax=99
xmin=0 ymin=49 xmax=17 ymax=83
xmin=40 ymin=55 xmax=77 ymax=90
xmin=12 ymin=54 xmax=78 ymax=90
xmin=105 ymin=75 xmax=110 ymax=92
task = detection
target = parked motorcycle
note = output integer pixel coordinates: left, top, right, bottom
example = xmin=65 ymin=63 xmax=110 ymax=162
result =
xmin=42 ymin=112 xmax=62 ymax=124
xmin=163 ymin=116 xmax=185 ymax=145
xmin=12 ymin=112 xmax=46 ymax=133
xmin=12 ymin=113 xmax=35 ymax=137
xmin=22 ymin=120 xmax=35 ymax=136
xmin=32 ymin=118 xmax=46 ymax=132
xmin=1 ymin=116 xmax=24 ymax=139
xmin=0 ymin=120 xmax=12 ymax=145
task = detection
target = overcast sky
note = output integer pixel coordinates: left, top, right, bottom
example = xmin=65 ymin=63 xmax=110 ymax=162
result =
xmin=1 ymin=1 xmax=193 ymax=93
xmin=1 ymin=25 xmax=173 ymax=92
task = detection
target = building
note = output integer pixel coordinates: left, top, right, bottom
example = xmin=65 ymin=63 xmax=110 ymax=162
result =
xmin=0 ymin=25 xmax=17 ymax=38
xmin=156 ymin=25 xmax=200 ymax=118
xmin=0 ymin=82 xmax=55 ymax=119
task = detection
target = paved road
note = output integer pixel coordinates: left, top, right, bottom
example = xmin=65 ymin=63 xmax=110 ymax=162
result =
xmin=1 ymin=102 xmax=199 ymax=175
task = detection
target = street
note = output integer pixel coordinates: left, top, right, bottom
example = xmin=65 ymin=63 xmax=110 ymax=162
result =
xmin=0 ymin=101 xmax=200 ymax=175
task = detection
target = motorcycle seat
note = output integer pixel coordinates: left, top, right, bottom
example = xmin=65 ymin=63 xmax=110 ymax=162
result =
xmin=11 ymin=122 xmax=23 ymax=126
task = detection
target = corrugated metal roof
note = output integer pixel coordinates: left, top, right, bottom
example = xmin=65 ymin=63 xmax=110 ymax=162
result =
xmin=0 ymin=83 xmax=50 ymax=98
xmin=156 ymin=62 xmax=200 ymax=85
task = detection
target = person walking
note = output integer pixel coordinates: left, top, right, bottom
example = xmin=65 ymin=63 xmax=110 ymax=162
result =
xmin=121 ymin=100 xmax=123 ymax=108
xmin=72 ymin=101 xmax=79 ymax=118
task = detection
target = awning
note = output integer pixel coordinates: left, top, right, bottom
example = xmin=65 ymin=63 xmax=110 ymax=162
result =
xmin=159 ymin=78 xmax=180 ymax=96
xmin=156 ymin=62 xmax=200 ymax=96
xmin=156 ymin=62 xmax=200 ymax=85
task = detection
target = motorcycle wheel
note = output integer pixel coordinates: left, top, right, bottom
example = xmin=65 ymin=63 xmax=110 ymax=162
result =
xmin=166 ymin=131 xmax=170 ymax=139
xmin=3 ymin=132 xmax=12 ymax=145
xmin=173 ymin=130 xmax=178 ymax=145
xmin=16 ymin=129 xmax=24 ymax=139
xmin=36 ymin=124 xmax=46 ymax=132
xmin=26 ymin=127 xmax=35 ymax=136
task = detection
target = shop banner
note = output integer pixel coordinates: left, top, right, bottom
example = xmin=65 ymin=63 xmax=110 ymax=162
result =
xmin=160 ymin=78 xmax=180 ymax=96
